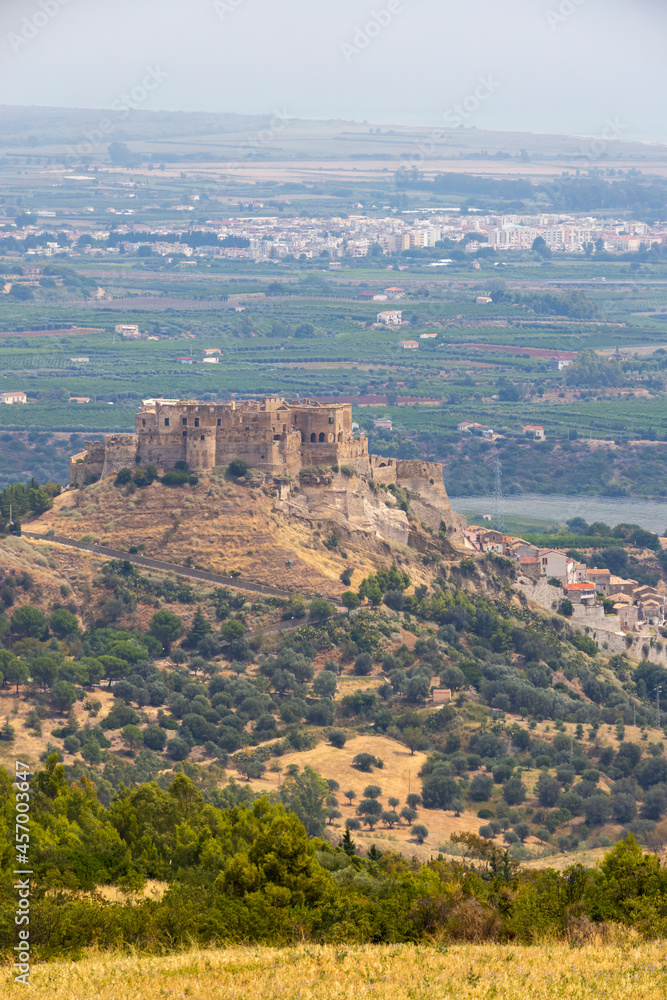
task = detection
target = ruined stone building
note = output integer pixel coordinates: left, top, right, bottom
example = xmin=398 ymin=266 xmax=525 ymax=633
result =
xmin=71 ymin=397 xmax=374 ymax=481
xmin=70 ymin=397 xmax=464 ymax=542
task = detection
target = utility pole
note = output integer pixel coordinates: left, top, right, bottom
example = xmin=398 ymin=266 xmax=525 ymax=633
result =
xmin=494 ymin=458 xmax=504 ymax=534
xmin=657 ymin=685 xmax=661 ymax=730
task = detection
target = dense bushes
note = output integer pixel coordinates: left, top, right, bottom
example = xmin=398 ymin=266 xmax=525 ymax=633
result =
xmin=1 ymin=761 xmax=667 ymax=955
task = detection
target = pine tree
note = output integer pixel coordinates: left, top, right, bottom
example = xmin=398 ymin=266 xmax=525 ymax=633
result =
xmin=187 ymin=606 xmax=211 ymax=646
xmin=341 ymin=827 xmax=356 ymax=857
xmin=1 ymin=717 xmax=16 ymax=742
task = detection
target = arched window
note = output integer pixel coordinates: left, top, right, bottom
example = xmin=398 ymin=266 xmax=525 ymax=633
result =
xmin=319 ymin=432 xmax=325 ymax=443
xmin=310 ymin=433 xmax=316 ymax=443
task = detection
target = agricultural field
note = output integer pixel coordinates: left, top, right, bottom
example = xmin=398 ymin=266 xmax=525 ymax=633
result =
xmin=2 ymin=110 xmax=667 ymax=505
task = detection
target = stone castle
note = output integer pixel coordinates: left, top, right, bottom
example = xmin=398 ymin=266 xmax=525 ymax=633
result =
xmin=71 ymin=397 xmax=374 ymax=482
xmin=70 ymin=397 xmax=463 ymax=541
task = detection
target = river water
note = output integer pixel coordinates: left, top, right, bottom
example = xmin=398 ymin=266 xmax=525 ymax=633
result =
xmin=450 ymin=494 xmax=667 ymax=534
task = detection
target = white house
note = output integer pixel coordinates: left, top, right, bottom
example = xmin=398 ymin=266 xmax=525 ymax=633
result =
xmin=1 ymin=391 xmax=27 ymax=404
xmin=115 ymin=324 xmax=141 ymax=339
xmin=377 ymin=310 xmax=402 ymax=325
xmin=538 ymin=549 xmax=574 ymax=581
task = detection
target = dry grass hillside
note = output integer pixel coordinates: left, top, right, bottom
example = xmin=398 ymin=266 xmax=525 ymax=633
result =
xmin=26 ymin=473 xmax=447 ymax=599
xmin=247 ymin=733 xmax=481 ymax=862
xmin=0 ymin=532 xmax=265 ymax=645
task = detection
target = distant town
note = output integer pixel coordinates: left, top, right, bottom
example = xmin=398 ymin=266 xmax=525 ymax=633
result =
xmin=2 ymin=209 xmax=665 ymax=263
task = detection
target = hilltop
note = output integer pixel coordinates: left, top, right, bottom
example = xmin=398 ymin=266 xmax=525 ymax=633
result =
xmin=26 ymin=466 xmax=457 ymax=600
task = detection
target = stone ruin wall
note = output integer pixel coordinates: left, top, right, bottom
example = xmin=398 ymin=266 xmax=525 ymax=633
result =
xmin=101 ymin=435 xmax=140 ymax=479
xmin=70 ymin=441 xmax=105 ymax=487
xmin=394 ymin=459 xmax=466 ymax=543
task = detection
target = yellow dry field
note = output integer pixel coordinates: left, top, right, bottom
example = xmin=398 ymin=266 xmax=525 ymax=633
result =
xmin=248 ymin=734 xmax=482 ymax=861
xmin=5 ymin=941 xmax=667 ymax=999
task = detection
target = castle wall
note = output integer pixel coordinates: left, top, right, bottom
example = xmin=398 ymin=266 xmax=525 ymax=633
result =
xmin=370 ymin=454 xmax=397 ymax=485
xmin=101 ymin=434 xmax=138 ymax=479
xmin=70 ymin=442 xmax=104 ymax=486
xmin=187 ymin=427 xmax=217 ymax=473
xmin=396 ymin=459 xmax=465 ymax=542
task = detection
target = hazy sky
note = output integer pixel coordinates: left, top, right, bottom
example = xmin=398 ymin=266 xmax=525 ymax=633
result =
xmin=1 ymin=0 xmax=666 ymax=140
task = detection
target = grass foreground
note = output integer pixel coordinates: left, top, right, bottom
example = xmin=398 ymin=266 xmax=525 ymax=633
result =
xmin=4 ymin=941 xmax=667 ymax=999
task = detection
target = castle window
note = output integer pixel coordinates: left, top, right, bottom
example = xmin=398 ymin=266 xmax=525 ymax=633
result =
xmin=310 ymin=433 xmax=316 ymax=443
xmin=200 ymin=435 xmax=205 ymax=441
xmin=164 ymin=418 xmax=169 ymax=427
xmin=195 ymin=418 xmax=199 ymax=427
xmin=142 ymin=419 xmax=146 ymax=427
xmin=328 ymin=417 xmax=333 ymax=424
xmin=182 ymin=417 xmax=187 ymax=426
xmin=182 ymin=430 xmax=187 ymax=438
xmin=217 ymin=418 xmax=221 ymax=426
xmin=338 ymin=432 xmax=343 ymax=442
xmin=319 ymin=432 xmax=325 ymax=443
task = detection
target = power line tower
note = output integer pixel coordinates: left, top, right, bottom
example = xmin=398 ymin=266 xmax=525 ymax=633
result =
xmin=494 ymin=459 xmax=504 ymax=534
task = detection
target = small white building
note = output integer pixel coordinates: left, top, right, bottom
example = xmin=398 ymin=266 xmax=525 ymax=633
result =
xmin=400 ymin=340 xmax=418 ymax=350
xmin=1 ymin=391 xmax=27 ymax=404
xmin=377 ymin=310 xmax=403 ymax=325
xmin=115 ymin=324 xmax=141 ymax=339
xmin=476 ymin=296 xmax=493 ymax=305
xmin=523 ymin=425 xmax=545 ymax=440
xmin=548 ymin=358 xmax=572 ymax=370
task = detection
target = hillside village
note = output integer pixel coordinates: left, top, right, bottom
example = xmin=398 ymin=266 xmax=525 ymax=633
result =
xmin=465 ymin=522 xmax=667 ymax=640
